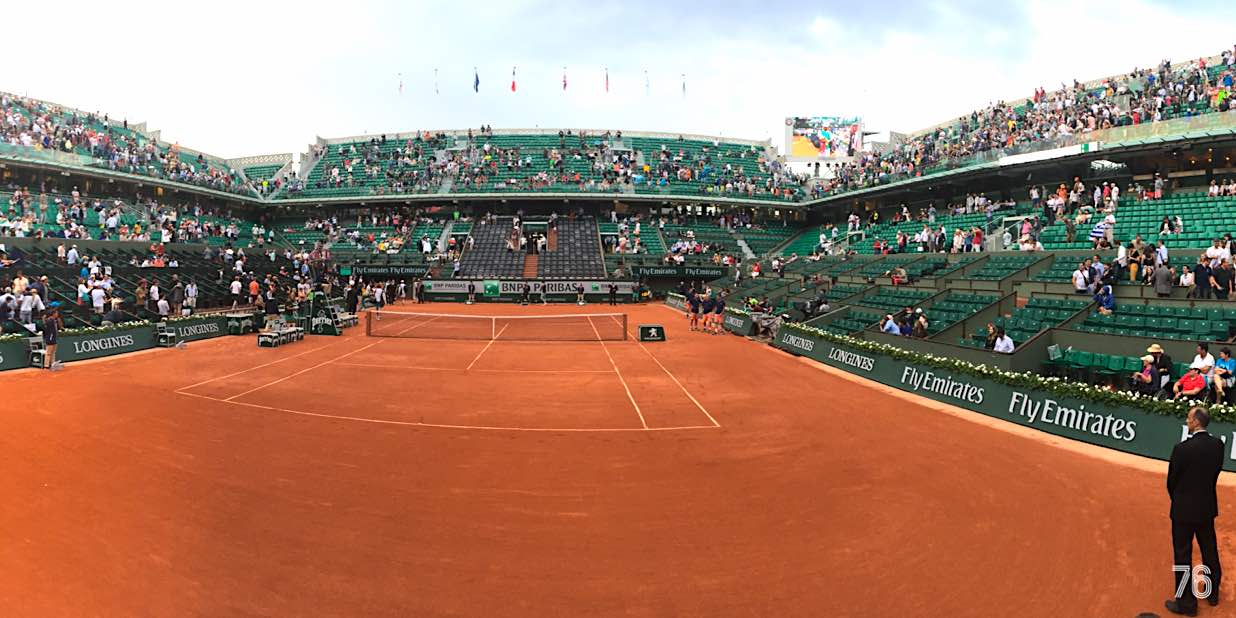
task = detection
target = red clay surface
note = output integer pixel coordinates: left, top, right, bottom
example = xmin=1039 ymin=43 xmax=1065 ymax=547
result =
xmin=2 ymin=301 xmax=1235 ymax=617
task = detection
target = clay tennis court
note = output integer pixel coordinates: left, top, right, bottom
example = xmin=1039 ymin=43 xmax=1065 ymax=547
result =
xmin=2 ymin=302 xmax=1234 ymax=616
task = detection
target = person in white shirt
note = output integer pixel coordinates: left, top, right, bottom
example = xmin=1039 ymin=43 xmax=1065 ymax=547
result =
xmin=66 ymin=245 xmax=79 ymax=265
xmin=185 ymin=282 xmax=198 ymax=310
xmin=1193 ymin=343 xmax=1217 ymax=384
xmin=90 ymin=286 xmax=106 ymax=314
xmin=230 ymin=278 xmax=242 ymax=309
xmin=993 ymin=327 xmax=1015 ymax=353
xmin=156 ymin=297 xmax=170 ymax=319
xmin=1072 ymin=263 xmax=1090 ymax=294
xmin=18 ymin=290 xmax=43 ymax=325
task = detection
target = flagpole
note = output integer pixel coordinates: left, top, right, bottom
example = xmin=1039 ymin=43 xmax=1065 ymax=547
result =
xmin=434 ymin=68 xmax=439 ymax=95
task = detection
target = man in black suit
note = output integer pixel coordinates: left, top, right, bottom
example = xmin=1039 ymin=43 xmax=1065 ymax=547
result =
xmin=1165 ymin=407 xmax=1225 ymax=616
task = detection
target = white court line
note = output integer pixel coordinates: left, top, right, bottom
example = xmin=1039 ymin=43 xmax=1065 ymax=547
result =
xmin=611 ymin=314 xmax=721 ymax=428
xmin=174 ymin=342 xmax=342 ymax=393
xmin=465 ymin=323 xmax=509 ymax=370
xmin=588 ymin=316 xmax=648 ymax=429
xmin=223 ymin=341 xmax=382 ymax=402
xmin=385 ymin=312 xmax=445 ymax=336
xmin=335 ymin=362 xmax=612 ymax=374
xmin=176 ymin=390 xmax=718 ymax=433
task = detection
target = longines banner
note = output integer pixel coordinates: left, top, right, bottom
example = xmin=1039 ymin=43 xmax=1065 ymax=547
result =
xmin=170 ymin=316 xmax=229 ymax=343
xmin=722 ymin=312 xmax=754 ymax=336
xmin=0 ymin=339 xmax=30 ymax=370
xmin=629 ymin=265 xmax=727 ymax=278
xmin=59 ymin=325 xmax=156 ymax=363
xmin=772 ymin=327 xmax=1236 ymax=470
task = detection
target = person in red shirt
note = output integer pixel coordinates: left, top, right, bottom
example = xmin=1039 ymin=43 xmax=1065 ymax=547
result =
xmin=1175 ymin=368 xmax=1209 ymax=400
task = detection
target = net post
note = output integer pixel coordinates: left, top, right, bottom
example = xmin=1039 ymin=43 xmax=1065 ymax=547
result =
xmin=622 ymin=313 xmax=628 ymax=340
xmin=365 ymin=310 xmax=371 ymax=336
xmin=491 ymin=317 xmax=496 ymax=339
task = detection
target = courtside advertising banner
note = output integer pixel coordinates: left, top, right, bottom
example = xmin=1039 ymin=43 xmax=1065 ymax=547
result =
xmin=772 ymin=326 xmax=1236 ymax=471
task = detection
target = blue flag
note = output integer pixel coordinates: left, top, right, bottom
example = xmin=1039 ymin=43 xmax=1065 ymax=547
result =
xmin=474 ymin=68 xmax=479 ymax=93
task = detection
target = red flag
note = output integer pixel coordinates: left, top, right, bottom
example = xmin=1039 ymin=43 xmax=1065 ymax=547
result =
xmin=605 ymin=68 xmax=609 ymax=93
xmin=511 ymin=67 xmax=516 ymax=92
xmin=562 ymin=67 xmax=568 ymax=91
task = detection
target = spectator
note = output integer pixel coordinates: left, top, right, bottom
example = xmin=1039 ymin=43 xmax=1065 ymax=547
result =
xmin=1215 ymin=347 xmax=1235 ymax=404
xmin=1152 ymin=262 xmax=1174 ymax=298
xmin=1174 ymin=366 xmax=1208 ymax=400
xmin=1131 ymin=354 xmax=1161 ymax=396
xmin=1192 ymin=342 xmax=1216 ymax=388
xmin=880 ymin=314 xmax=899 ymax=335
xmin=1180 ymin=265 xmax=1197 ymax=298
xmin=1094 ymin=285 xmax=1115 ymax=315
xmin=992 ymin=327 xmax=1015 ymax=353
xmin=1072 ymin=262 xmax=1090 ymax=295
xmin=1211 ymin=259 xmax=1234 ymax=300
xmin=1149 ymin=343 xmax=1175 ymax=389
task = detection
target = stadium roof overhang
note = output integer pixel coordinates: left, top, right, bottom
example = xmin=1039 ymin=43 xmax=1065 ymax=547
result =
xmin=0 ymin=153 xmax=806 ymax=211
xmin=798 ymin=129 xmax=1236 ymax=210
xmin=269 ymin=191 xmax=807 ymax=211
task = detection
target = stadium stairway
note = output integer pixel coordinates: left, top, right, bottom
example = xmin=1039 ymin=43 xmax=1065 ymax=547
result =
xmin=523 ymin=255 xmax=539 ymax=278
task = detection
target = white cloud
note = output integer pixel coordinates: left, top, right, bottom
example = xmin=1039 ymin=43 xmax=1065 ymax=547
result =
xmin=2 ymin=0 xmax=1231 ymax=159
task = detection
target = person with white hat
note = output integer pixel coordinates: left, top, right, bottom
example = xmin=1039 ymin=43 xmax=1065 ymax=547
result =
xmin=1131 ymin=354 xmax=1161 ymax=396
xmin=1148 ymin=343 xmax=1174 ymax=389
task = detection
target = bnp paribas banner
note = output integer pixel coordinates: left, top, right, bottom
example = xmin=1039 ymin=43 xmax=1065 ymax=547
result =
xmin=773 ymin=326 xmax=1236 ymax=470
xmin=59 ymin=325 xmax=156 ymax=363
xmin=426 ymin=280 xmax=636 ymax=296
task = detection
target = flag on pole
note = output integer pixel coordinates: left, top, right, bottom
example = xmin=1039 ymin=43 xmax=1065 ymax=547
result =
xmin=474 ymin=67 xmax=479 ymax=93
xmin=681 ymin=73 xmax=686 ymax=97
xmin=434 ymin=68 xmax=439 ymax=95
xmin=562 ymin=67 xmax=568 ymax=91
xmin=511 ymin=67 xmax=517 ymax=92
xmin=644 ymin=70 xmax=650 ymax=96
xmin=605 ymin=67 xmax=609 ymax=93
xmin=398 ymin=72 xmax=403 ymax=95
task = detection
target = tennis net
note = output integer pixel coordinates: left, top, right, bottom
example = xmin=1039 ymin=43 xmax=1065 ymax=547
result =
xmin=366 ymin=310 xmax=628 ymax=341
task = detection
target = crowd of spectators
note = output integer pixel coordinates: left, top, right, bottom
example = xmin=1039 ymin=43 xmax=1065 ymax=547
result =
xmin=817 ymin=47 xmax=1236 ymax=197
xmin=0 ymin=93 xmax=253 ymax=196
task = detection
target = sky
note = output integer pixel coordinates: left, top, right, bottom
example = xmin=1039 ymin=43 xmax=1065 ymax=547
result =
xmin=6 ymin=0 xmax=1234 ymax=161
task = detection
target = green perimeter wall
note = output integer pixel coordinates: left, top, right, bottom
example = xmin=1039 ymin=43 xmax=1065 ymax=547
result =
xmin=0 ymin=315 xmax=239 ymax=371
xmin=663 ymin=297 xmax=1236 ymax=471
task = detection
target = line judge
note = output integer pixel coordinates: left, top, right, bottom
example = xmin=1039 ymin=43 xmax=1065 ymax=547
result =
xmin=1164 ymin=407 xmax=1224 ymax=616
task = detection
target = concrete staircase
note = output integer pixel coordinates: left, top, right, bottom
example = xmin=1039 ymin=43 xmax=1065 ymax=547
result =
xmin=523 ymin=254 xmax=539 ymax=278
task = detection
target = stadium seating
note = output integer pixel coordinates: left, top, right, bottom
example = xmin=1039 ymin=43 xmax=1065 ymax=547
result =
xmin=969 ymin=254 xmax=1039 ymax=280
xmin=852 ymin=288 xmax=933 ymax=313
xmin=959 ymin=296 xmax=1090 ymax=347
xmin=737 ymin=225 xmax=797 ymax=255
xmin=458 ymin=217 xmax=526 ymax=279
xmin=923 ymin=292 xmax=998 ymax=334
xmin=1072 ymin=304 xmax=1236 ymax=341
xmin=539 ymin=218 xmax=605 ymax=279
